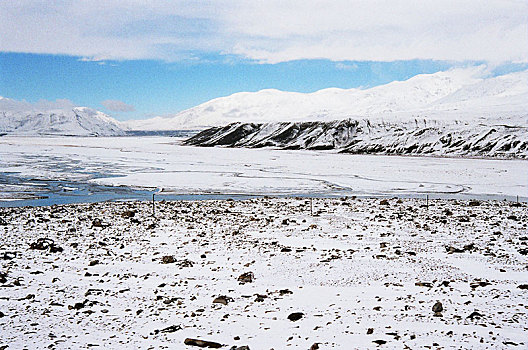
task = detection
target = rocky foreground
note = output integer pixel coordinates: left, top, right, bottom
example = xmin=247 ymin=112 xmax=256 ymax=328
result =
xmin=0 ymin=197 xmax=527 ymax=349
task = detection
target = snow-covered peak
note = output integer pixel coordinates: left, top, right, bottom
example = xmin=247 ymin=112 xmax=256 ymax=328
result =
xmin=124 ymin=67 xmax=527 ymax=131
xmin=0 ymin=98 xmax=125 ymax=136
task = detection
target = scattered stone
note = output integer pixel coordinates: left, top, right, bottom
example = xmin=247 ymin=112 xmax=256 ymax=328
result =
xmin=230 ymin=346 xmax=250 ymax=350
xmin=92 ymin=219 xmax=109 ymax=228
xmin=213 ymin=295 xmax=233 ymax=305
xmin=373 ymin=340 xmax=387 ymax=345
xmin=162 ymin=297 xmax=180 ymax=305
xmin=17 ymin=294 xmax=35 ymax=301
xmin=380 ymin=199 xmax=389 ymax=205
xmin=1 ymin=197 xmax=525 ymax=348
xmin=177 ymin=259 xmax=194 ymax=268
xmin=467 ymin=311 xmax=484 ymax=320
xmin=503 ymin=341 xmax=519 ymax=346
xmin=310 ymin=344 xmax=319 ymax=350
xmin=154 ymin=325 xmax=181 ymax=334
xmin=470 ymin=281 xmax=491 ymax=289
xmin=287 ymin=312 xmax=304 ymax=321
xmin=121 ymin=210 xmax=136 ymax=218
xmin=184 ymin=338 xmax=222 ymax=348
xmin=161 ymin=255 xmax=175 ymax=264
xmin=68 ymin=301 xmax=86 ymax=310
xmin=89 ymin=260 xmax=99 ymax=266
xmin=49 ymin=244 xmax=64 ymax=253
xmin=445 ymin=243 xmax=476 ymax=254
xmin=238 ymin=272 xmax=254 ymax=283
xmin=29 ymin=238 xmax=63 ymax=253
xmin=1 ymin=252 xmax=16 ymax=260
xmin=254 ymin=294 xmax=267 ymax=302
xmin=415 ymin=282 xmax=432 ymax=288
xmin=432 ymin=301 xmax=443 ymax=316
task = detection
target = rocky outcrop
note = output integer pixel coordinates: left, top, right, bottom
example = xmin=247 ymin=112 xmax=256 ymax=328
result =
xmin=184 ymin=119 xmax=528 ymax=158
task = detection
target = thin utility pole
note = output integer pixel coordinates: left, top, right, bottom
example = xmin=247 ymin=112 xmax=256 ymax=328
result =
xmin=152 ymin=193 xmax=155 ymax=217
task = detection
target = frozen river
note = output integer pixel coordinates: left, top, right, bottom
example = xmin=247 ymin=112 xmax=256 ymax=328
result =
xmin=0 ymin=136 xmax=526 ymax=206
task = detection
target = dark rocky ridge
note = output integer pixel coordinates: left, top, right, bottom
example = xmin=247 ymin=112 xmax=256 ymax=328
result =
xmin=184 ymin=119 xmax=528 ymax=158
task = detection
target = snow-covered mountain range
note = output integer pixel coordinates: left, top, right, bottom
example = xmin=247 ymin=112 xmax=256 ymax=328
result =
xmin=0 ymin=97 xmax=124 ymax=136
xmin=2 ymin=67 xmax=526 ymax=137
xmin=125 ymin=67 xmax=528 ymax=130
xmin=185 ymin=119 xmax=527 ymax=158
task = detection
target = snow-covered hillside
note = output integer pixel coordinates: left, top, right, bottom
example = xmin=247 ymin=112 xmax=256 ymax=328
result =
xmin=185 ymin=119 xmax=528 ymax=158
xmin=124 ymin=67 xmax=528 ymax=130
xmin=0 ymin=97 xmax=125 ymax=136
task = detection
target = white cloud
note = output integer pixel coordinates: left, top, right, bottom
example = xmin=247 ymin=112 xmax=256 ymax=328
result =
xmin=101 ymin=100 xmax=135 ymax=112
xmin=0 ymin=97 xmax=77 ymax=112
xmin=0 ymin=0 xmax=526 ymax=63
xmin=336 ymin=62 xmax=358 ymax=71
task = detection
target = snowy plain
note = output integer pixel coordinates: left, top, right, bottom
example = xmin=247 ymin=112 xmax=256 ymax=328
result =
xmin=0 ymin=136 xmax=527 ymax=350
xmin=0 ymin=136 xmax=526 ymax=202
xmin=0 ymin=197 xmax=526 ymax=349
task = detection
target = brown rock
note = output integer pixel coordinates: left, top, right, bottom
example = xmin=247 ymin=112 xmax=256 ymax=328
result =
xmin=287 ymin=312 xmax=304 ymax=321
xmin=238 ymin=272 xmax=254 ymax=283
xmin=184 ymin=338 xmax=222 ymax=348
xmin=161 ymin=255 xmax=175 ymax=264
xmin=213 ymin=295 xmax=233 ymax=305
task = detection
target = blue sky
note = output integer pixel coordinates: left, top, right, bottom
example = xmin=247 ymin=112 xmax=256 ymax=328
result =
xmin=0 ymin=1 xmax=526 ymax=120
xmin=1 ymin=53 xmax=469 ymax=120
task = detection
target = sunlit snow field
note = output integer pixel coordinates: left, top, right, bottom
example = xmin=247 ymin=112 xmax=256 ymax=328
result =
xmin=0 ymin=136 xmax=526 ymax=205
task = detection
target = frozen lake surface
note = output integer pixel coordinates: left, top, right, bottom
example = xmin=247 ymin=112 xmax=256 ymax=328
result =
xmin=0 ymin=136 xmax=526 ymax=206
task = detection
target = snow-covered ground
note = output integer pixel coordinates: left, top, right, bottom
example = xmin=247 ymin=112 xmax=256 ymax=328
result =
xmin=1 ymin=197 xmax=526 ymax=349
xmin=0 ymin=137 xmax=526 ymax=202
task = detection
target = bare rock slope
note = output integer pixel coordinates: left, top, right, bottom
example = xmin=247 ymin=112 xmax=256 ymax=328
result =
xmin=185 ymin=119 xmax=528 ymax=158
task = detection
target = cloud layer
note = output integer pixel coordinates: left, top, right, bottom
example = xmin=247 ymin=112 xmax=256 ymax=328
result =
xmin=1 ymin=1 xmax=526 ymax=63
xmin=101 ymin=100 xmax=135 ymax=112
xmin=0 ymin=97 xmax=77 ymax=112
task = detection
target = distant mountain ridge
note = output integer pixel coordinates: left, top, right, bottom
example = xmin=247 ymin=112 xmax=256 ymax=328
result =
xmin=124 ymin=67 xmax=528 ymax=130
xmin=0 ymin=98 xmax=124 ymax=136
xmin=185 ymin=119 xmax=528 ymax=158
